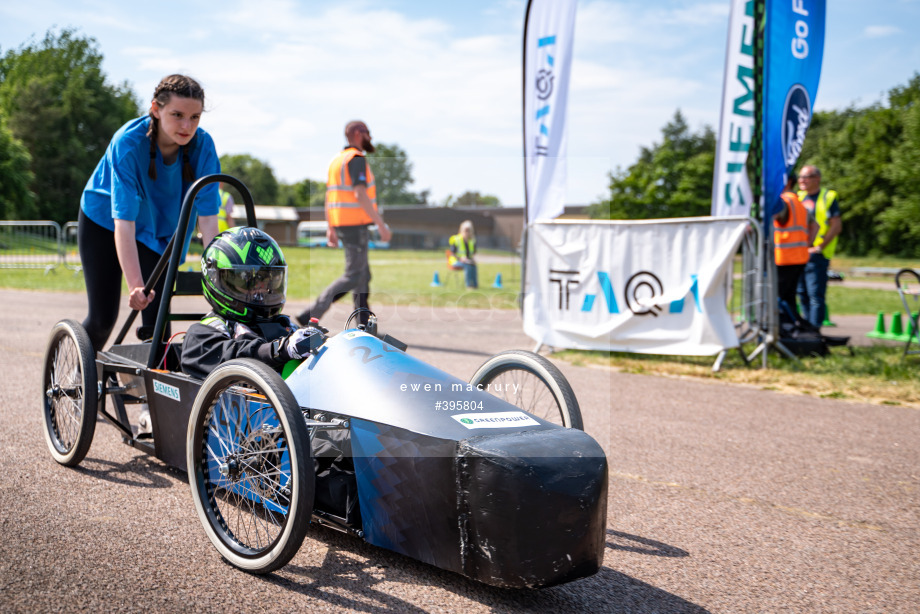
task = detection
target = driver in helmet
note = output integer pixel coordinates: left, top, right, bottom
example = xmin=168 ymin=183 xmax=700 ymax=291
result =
xmin=180 ymin=226 xmax=324 ymax=380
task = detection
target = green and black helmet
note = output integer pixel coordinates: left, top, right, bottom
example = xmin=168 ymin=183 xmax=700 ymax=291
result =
xmin=201 ymin=227 xmax=287 ymax=321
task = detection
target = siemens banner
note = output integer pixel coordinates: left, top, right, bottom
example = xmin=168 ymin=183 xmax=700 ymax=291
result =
xmin=762 ymin=0 xmax=826 ymax=220
xmin=522 ymin=218 xmax=750 ymax=355
xmin=523 ymin=0 xmax=577 ymax=223
xmin=712 ymin=0 xmax=755 ymax=217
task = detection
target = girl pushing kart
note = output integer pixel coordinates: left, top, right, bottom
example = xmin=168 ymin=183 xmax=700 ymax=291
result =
xmin=78 ymin=74 xmax=222 ymax=352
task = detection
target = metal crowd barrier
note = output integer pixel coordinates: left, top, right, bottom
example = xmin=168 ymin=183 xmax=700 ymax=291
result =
xmin=0 ymin=221 xmax=63 ymax=272
xmin=714 ymin=219 xmax=764 ymax=371
xmin=62 ymin=222 xmax=82 ymax=272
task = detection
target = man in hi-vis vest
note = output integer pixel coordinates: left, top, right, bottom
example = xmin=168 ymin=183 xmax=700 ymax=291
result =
xmin=217 ymin=183 xmax=235 ymax=232
xmin=774 ymin=172 xmax=818 ymax=317
xmin=796 ymin=165 xmax=842 ymax=329
xmin=297 ymin=121 xmax=391 ymax=326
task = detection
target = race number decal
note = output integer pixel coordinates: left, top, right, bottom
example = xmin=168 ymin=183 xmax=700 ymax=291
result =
xmin=451 ymin=411 xmax=539 ymax=429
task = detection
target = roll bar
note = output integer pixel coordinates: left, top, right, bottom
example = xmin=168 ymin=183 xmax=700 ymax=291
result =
xmin=110 ymin=174 xmax=257 ymax=369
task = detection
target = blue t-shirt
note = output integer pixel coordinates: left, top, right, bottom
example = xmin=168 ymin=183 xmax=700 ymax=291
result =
xmin=81 ymin=116 xmax=221 ymax=254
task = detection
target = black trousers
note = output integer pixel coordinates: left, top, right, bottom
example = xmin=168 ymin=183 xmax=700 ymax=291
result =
xmin=78 ymin=210 xmax=168 ymax=352
xmin=300 ymin=225 xmax=371 ymax=325
xmin=777 ymin=263 xmax=806 ymax=316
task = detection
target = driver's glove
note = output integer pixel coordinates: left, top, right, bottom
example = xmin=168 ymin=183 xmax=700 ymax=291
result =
xmin=277 ymin=327 xmax=326 ymax=360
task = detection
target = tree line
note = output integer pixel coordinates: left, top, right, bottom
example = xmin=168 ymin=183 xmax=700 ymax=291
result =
xmin=0 ymin=29 xmax=139 ymax=222
xmin=215 ymin=144 xmax=502 ymax=209
xmin=589 ymin=73 xmax=920 ymax=257
xmin=0 ymin=29 xmax=500 ymax=226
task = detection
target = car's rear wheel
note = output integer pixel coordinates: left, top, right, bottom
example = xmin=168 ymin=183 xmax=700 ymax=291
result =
xmin=469 ymin=350 xmax=583 ymax=430
xmin=187 ymin=359 xmax=313 ymax=574
xmin=41 ymin=319 xmax=98 ymax=466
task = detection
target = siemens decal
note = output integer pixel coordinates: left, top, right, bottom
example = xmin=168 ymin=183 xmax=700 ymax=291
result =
xmin=711 ymin=0 xmax=754 ymax=216
xmin=153 ymin=379 xmax=181 ymax=402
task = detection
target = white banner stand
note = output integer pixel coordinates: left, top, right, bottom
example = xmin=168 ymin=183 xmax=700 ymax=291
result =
xmin=522 ymin=217 xmax=752 ymax=360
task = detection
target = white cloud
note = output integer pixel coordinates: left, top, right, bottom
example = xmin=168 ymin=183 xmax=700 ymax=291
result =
xmin=663 ymin=3 xmax=730 ymax=27
xmin=166 ymin=1 xmax=529 ymax=203
xmin=201 ymin=0 xmax=723 ymax=204
xmin=0 ymin=0 xmax=734 ymax=205
xmin=864 ymin=25 xmax=902 ymax=38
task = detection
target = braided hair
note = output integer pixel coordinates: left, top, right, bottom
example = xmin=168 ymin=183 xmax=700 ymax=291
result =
xmin=146 ymin=75 xmax=205 ymax=181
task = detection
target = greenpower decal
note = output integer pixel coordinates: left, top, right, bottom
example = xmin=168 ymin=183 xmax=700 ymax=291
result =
xmin=451 ymin=411 xmax=539 ymax=429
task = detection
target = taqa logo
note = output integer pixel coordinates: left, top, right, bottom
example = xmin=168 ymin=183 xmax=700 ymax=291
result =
xmin=549 ymin=269 xmax=702 ymax=315
xmin=532 ymin=35 xmax=557 ymax=158
xmin=535 ymin=68 xmax=554 ymax=100
xmin=624 ymin=271 xmax=666 ymax=316
xmin=782 ymin=84 xmax=811 ymax=167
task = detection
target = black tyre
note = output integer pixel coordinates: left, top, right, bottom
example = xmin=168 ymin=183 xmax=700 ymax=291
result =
xmin=41 ymin=319 xmax=98 ymax=466
xmin=187 ymin=358 xmax=313 ymax=574
xmin=470 ymin=350 xmax=583 ymax=430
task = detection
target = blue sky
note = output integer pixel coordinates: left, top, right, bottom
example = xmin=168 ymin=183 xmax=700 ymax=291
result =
xmin=1 ymin=0 xmax=918 ymax=206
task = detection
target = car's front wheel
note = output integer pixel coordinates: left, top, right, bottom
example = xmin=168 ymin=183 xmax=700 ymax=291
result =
xmin=187 ymin=359 xmax=314 ymax=574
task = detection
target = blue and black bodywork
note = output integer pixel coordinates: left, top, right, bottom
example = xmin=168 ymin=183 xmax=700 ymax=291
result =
xmin=284 ymin=330 xmax=608 ymax=588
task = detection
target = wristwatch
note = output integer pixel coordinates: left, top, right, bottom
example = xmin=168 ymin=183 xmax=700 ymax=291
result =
xmin=270 ymin=338 xmax=285 ymax=362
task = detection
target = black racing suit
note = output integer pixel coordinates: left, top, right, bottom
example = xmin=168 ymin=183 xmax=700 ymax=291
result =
xmin=180 ymin=312 xmax=295 ymax=381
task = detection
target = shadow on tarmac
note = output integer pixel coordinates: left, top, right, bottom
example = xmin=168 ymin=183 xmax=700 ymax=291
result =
xmin=606 ymin=529 xmax=690 ymax=558
xmin=267 ymin=537 xmax=431 ymax=614
xmin=71 ymin=455 xmax=707 ymax=612
xmin=75 ymin=454 xmax=182 ymax=489
xmin=264 ymin=525 xmax=709 ymax=614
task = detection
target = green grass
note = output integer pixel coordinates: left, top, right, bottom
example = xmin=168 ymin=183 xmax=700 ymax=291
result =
xmin=833 ymin=254 xmax=919 ymax=272
xmin=0 ymin=233 xmax=61 ymax=255
xmin=285 ymin=248 xmax=522 ymax=309
xmin=824 ymin=285 xmax=907 ymax=316
xmin=0 ymin=248 xmax=913 ymax=315
xmin=556 ymin=343 xmax=920 ymax=407
xmin=727 ymin=279 xmax=905 ymax=316
xmin=0 ymin=247 xmax=523 ymax=309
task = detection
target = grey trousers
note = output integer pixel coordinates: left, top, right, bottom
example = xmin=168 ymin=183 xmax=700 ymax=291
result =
xmin=308 ymin=225 xmax=371 ymax=322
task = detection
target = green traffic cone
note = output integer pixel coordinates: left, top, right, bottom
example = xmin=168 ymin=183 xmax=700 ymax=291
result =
xmin=891 ymin=312 xmax=904 ymax=338
xmin=867 ymin=311 xmax=887 ymax=339
xmin=909 ymin=313 xmax=919 ymax=341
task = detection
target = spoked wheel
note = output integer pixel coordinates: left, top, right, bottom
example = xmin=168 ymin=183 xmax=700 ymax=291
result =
xmin=470 ymin=350 xmax=583 ymax=430
xmin=41 ymin=319 xmax=98 ymax=466
xmin=187 ymin=358 xmax=313 ymax=574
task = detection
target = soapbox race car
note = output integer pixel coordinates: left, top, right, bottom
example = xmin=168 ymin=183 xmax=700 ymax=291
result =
xmin=40 ymin=175 xmax=608 ymax=589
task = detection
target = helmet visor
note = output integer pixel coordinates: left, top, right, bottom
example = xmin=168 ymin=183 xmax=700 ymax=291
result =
xmin=217 ymin=265 xmax=286 ymax=306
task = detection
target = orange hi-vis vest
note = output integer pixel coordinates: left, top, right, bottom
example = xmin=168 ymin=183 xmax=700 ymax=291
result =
xmin=325 ymin=147 xmax=377 ymax=227
xmin=774 ymin=191 xmax=810 ymax=266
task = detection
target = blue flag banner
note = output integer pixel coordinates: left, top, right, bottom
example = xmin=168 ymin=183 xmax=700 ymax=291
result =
xmin=762 ymin=0 xmax=826 ymax=222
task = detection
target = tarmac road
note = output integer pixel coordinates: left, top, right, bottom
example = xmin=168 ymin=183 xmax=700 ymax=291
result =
xmin=1 ymin=288 xmax=918 ymax=613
